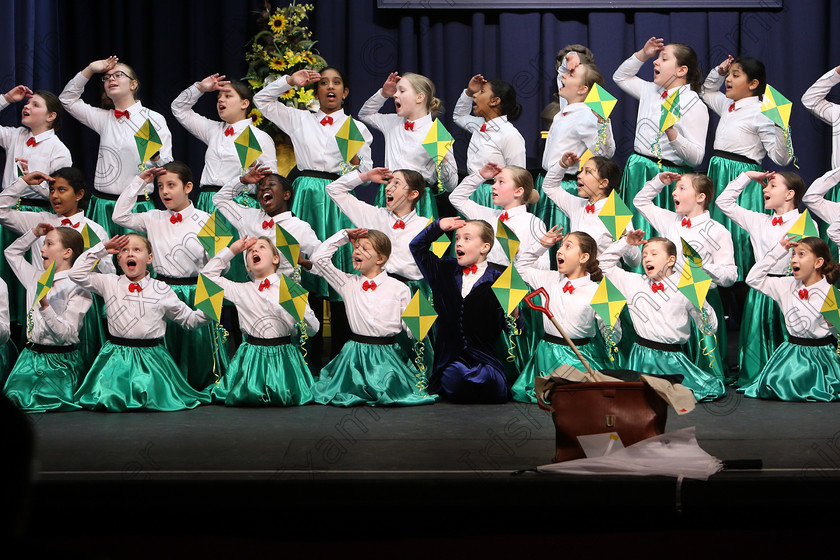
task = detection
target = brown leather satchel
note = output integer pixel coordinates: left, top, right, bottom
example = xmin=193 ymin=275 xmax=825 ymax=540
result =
xmin=548 ymin=381 xmax=668 ymax=462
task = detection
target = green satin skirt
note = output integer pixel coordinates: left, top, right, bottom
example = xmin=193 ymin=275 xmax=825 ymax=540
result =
xmin=196 ymin=190 xmax=251 ymax=284
xmin=512 ymin=338 xmax=612 ymax=403
xmin=375 ymin=182 xmax=438 ymax=220
xmin=685 ymin=287 xmax=729 ymax=382
xmin=87 ymin=195 xmax=154 ymax=237
xmin=533 ymin=174 xmax=575 ymax=243
xmin=621 ymin=153 xmax=692 ymax=244
xmin=741 ymin=341 xmax=840 ymax=402
xmin=79 ymin=293 xmax=106 ymax=369
xmin=469 ymin=181 xmax=496 ymax=208
xmin=165 ymin=283 xmax=230 ymax=390
xmin=736 ymin=289 xmax=787 ymax=388
xmin=292 ymin=175 xmax=356 ymax=300
xmin=3 ymin=347 xmax=84 ymax=412
xmin=626 ymin=344 xmax=725 ymax=402
xmin=0 ymin=340 xmax=16 ymax=387
xmin=211 ymin=340 xmax=314 ymax=406
xmin=509 ymin=301 xmax=544 ymax=382
xmin=707 ymin=156 xmax=764 ymax=281
xmin=312 ymin=340 xmax=437 ymax=406
xmin=75 ymin=341 xmax=210 ymax=412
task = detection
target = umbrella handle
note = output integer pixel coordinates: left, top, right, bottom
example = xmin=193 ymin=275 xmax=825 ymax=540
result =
xmin=524 ymin=288 xmax=553 ymax=319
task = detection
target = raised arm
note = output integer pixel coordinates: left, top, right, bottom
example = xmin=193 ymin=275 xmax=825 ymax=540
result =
xmin=325 ymin=169 xmax=382 ymax=228
xmin=700 ymin=64 xmax=730 ymax=115
xmin=801 ymin=66 xmax=840 ymax=126
xmin=715 ymin=171 xmax=770 ymax=232
xmin=311 ymin=229 xmax=354 ymax=295
xmin=112 ymin=173 xmax=158 ymax=232
xmin=449 ymin=169 xmax=498 ymax=222
xmin=802 ymin=167 xmax=840 ymax=225
xmin=170 ymin=81 xmax=218 ymax=144
xmin=745 ymin=241 xmax=788 ymax=301
xmin=634 ymin=174 xmax=678 ymax=233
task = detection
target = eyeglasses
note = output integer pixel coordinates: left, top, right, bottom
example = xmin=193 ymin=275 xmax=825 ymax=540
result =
xmin=101 ymin=71 xmax=131 ymax=82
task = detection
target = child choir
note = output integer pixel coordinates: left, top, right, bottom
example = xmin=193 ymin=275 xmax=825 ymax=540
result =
xmin=2 ymin=47 xmax=840 ymax=412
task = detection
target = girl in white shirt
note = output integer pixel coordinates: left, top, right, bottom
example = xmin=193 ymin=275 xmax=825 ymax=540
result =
xmin=452 ymin=75 xmax=526 ymax=207
xmin=202 ymin=236 xmax=319 ymax=407
xmin=701 ymin=55 xmax=791 ymax=280
xmin=3 ymin=225 xmax=90 ymax=412
xmin=311 ymin=228 xmax=436 ymax=406
xmin=742 ymin=236 xmax=840 ymax=402
xmin=612 ymin=37 xmax=709 ymax=241
xmin=59 ymin=55 xmax=173 ymax=236
xmin=359 ymin=72 xmax=458 ymax=219
xmin=70 ymin=234 xmax=211 ymax=412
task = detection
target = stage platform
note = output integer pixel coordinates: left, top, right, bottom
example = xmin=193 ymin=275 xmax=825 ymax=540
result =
xmin=18 ymin=389 xmax=840 ymax=557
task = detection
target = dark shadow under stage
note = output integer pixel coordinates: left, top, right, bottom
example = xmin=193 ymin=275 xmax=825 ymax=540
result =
xmin=23 ymin=389 xmax=840 ymax=557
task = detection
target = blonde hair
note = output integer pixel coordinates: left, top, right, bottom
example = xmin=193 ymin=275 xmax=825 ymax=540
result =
xmin=365 ymin=230 xmax=392 ymax=261
xmin=401 ymin=73 xmax=441 ymax=116
xmin=126 ymin=233 xmax=152 ymax=254
xmin=506 ymin=166 xmax=540 ymax=205
xmin=465 ymin=219 xmax=495 ymax=250
xmin=248 ymin=236 xmax=282 ymax=272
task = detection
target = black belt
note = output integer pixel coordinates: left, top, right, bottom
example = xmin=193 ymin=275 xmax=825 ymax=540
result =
xmin=25 ymin=342 xmax=77 ymax=354
xmin=389 ymin=272 xmax=412 ymax=284
xmin=201 ymin=184 xmax=223 ymax=193
xmin=767 ymin=273 xmax=787 ymax=278
xmin=291 ymin=169 xmax=339 ymax=182
xmin=789 ymin=335 xmax=837 ymax=347
xmin=634 ymin=151 xmax=683 ymax=170
xmin=544 ymin=334 xmax=590 ymax=346
xmin=93 ymin=189 xmax=148 ymax=203
xmin=106 ymin=334 xmax=162 ymax=347
xmin=636 ymin=336 xmax=682 ymax=353
xmin=155 ymin=274 xmax=198 ymax=285
xmin=245 ymin=335 xmax=292 ymax=346
xmin=349 ymin=333 xmax=396 ymax=345
xmin=712 ymin=150 xmax=760 ymax=167
xmin=18 ymin=198 xmax=51 ymax=208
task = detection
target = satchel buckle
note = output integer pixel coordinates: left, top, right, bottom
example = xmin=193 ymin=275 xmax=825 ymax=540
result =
xmin=605 ymin=414 xmax=616 ymax=428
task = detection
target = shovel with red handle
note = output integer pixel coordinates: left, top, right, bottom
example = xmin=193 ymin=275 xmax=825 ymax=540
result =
xmin=524 ymin=287 xmax=598 ymax=379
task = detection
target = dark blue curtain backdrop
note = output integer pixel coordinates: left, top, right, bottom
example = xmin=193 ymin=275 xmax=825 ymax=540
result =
xmin=1 ymin=0 xmax=838 ymax=188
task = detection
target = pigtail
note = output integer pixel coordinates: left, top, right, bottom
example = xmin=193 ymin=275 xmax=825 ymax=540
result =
xmin=587 ymin=257 xmax=604 ymax=283
xmin=822 ymin=259 xmax=840 ymax=285
xmin=428 ymin=96 xmax=442 ymax=117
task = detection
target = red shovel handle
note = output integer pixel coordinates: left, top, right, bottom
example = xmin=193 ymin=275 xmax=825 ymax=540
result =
xmin=524 ymin=288 xmax=553 ymax=319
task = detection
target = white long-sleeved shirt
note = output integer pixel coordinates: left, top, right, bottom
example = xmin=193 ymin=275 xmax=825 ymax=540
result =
xmin=542 ymin=102 xmax=615 ymax=172
xmin=5 ymin=230 xmax=92 ymax=345
xmin=449 ymin=171 xmax=548 ymax=269
xmin=746 ymin=243 xmax=835 ymax=338
xmin=613 ymin=55 xmax=709 ymax=167
xmin=112 ymin=176 xmax=210 ymax=277
xmin=634 ymin=176 xmax=737 ymax=288
xmin=171 ymin=83 xmax=277 ymax=187
xmin=0 ymin=96 xmax=72 ymax=196
xmin=801 ymin=68 xmax=840 ymax=168
xmin=600 ymin=238 xmax=717 ymax=345
xmin=452 ymin=90 xmax=526 ymax=174
xmin=0 ymin=177 xmax=114 ymax=273
xmin=212 ymin=179 xmax=320 ymax=276
xmin=541 ymin=162 xmax=642 ymax=268
xmin=69 ymin=243 xmax=209 ymax=339
xmin=0 ymin=278 xmax=9 ymax=344
xmin=803 ymin=167 xmax=840 ymax=230
xmin=253 ymin=76 xmax=372 ymax=174
xmin=312 ymin=230 xmax=411 ymax=337
xmin=716 ymin=172 xmax=798 ymax=275
xmin=59 ymin=72 xmax=173 ymax=194
xmin=326 ymin=170 xmax=429 ymax=280
xmin=700 ymin=70 xmax=791 ymax=166
xmin=201 ymin=247 xmax=319 ymax=338
xmin=358 ymin=89 xmax=458 ymax=190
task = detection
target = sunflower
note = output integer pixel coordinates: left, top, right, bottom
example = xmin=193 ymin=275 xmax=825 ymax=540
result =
xmin=268 ymin=57 xmax=286 ymax=72
xmin=249 ymin=108 xmax=263 ymax=127
xmin=268 ymin=14 xmax=287 ymax=35
xmin=280 ymin=89 xmax=296 ymax=101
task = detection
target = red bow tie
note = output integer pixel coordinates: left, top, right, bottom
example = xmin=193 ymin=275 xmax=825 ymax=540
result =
xmin=404 ymin=120 xmax=415 ymax=131
xmin=661 ymin=90 xmax=669 ymax=100
xmin=480 ymin=123 xmax=487 ymax=133
xmin=561 ymin=112 xmax=568 ymax=117
xmin=362 ymin=280 xmax=377 ymax=291
xmin=651 ymin=282 xmax=665 ymax=293
xmin=26 ymin=137 xmax=37 ymax=147
xmin=728 ymin=102 xmax=735 ymax=112
xmin=462 ymin=263 xmax=478 ymax=275
xmin=392 ymin=219 xmax=405 ymax=230
xmin=262 ymin=218 xmax=274 ymax=229
xmin=170 ymin=213 xmax=182 ymax=224
xmin=682 ymin=217 xmax=691 ymax=228
xmin=562 ymin=281 xmax=574 ymax=294
xmin=114 ymin=109 xmax=130 ymax=120
xmin=798 ymin=288 xmax=809 ymax=300
xmin=60 ymin=218 xmax=80 ymax=228
xmin=499 ymin=211 xmax=509 ymax=222
xmin=128 ymin=282 xmax=142 ymax=293
xmin=585 ymin=203 xmax=595 ymax=214
xmin=320 ymin=115 xmax=333 ymax=126
xmin=258 ymin=278 xmax=271 ymax=292
xmin=224 ymin=126 xmax=234 ymax=137
xmin=772 ymin=216 xmax=784 ymax=226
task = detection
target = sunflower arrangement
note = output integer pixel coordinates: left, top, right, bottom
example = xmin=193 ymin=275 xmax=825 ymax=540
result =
xmin=244 ymin=1 xmax=327 ymax=134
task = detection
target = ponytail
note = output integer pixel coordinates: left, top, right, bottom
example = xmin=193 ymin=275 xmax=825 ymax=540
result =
xmin=568 ymin=232 xmax=603 ymax=282
xmin=668 ymin=43 xmax=702 ymax=93
xmin=799 ymin=237 xmax=840 ymax=285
